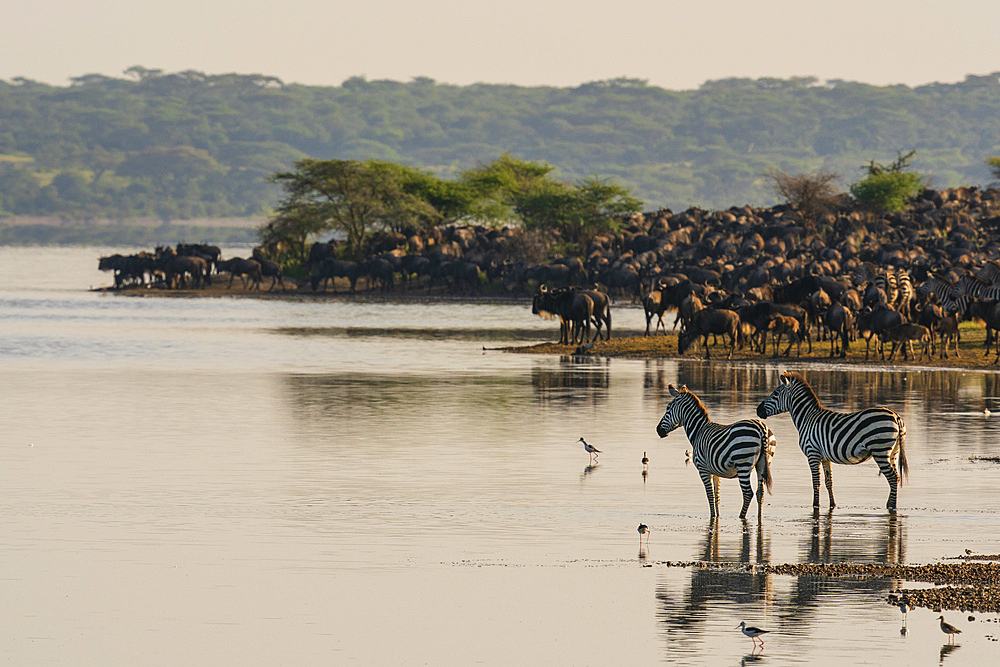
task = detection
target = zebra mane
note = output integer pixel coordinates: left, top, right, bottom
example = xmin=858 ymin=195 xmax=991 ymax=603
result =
xmin=677 ymin=386 xmax=711 ymax=420
xmin=782 ymin=372 xmax=823 ymax=408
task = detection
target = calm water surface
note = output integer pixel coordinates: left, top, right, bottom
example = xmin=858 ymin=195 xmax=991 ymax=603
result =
xmin=2 ymin=246 xmax=999 ymax=665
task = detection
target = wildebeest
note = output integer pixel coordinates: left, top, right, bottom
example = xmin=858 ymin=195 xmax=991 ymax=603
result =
xmin=532 ymin=286 xmax=595 ymax=344
xmin=252 ymin=248 xmax=286 ymax=291
xmin=678 ymin=308 xmax=740 ymax=359
xmin=822 ymin=302 xmax=854 ymax=358
xmin=881 ymin=323 xmax=933 ymax=361
xmin=311 ymin=258 xmax=360 ymax=292
xmin=856 ymin=304 xmax=905 ymax=360
xmin=642 ymin=289 xmax=666 ymax=336
xmin=767 ymin=314 xmax=801 ymax=357
xmin=217 ymin=257 xmax=262 ymax=290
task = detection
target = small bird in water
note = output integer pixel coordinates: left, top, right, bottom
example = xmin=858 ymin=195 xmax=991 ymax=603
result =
xmin=938 ymin=615 xmax=962 ymax=643
xmin=737 ymin=621 xmax=769 ymax=648
xmin=897 ymin=600 xmax=910 ymax=627
xmin=579 ymin=437 xmax=601 ymax=464
xmin=641 ymin=451 xmax=649 ymax=469
xmin=637 ymin=523 xmax=649 ymax=546
xmin=985 ymin=408 xmax=991 ymax=417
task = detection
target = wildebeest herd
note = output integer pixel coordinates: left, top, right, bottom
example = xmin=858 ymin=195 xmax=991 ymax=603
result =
xmin=98 ymin=186 xmax=1000 ymax=362
xmin=98 ymin=243 xmax=285 ymax=292
xmin=527 ymin=186 xmax=1000 ymax=362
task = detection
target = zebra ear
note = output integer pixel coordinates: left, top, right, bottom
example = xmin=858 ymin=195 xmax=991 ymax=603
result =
xmin=779 ymin=373 xmax=789 ymax=385
xmin=680 ymin=384 xmax=687 ymax=391
xmin=668 ymin=384 xmax=679 ymax=397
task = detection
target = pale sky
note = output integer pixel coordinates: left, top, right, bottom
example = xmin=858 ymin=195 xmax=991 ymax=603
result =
xmin=3 ymin=0 xmax=999 ymax=89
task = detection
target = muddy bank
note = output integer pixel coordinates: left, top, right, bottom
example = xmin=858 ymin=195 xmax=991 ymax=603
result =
xmin=651 ymin=555 xmax=1000 ymax=613
xmin=503 ymin=326 xmax=1000 ymax=371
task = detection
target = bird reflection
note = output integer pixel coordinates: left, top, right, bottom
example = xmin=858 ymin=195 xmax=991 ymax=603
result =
xmin=581 ymin=463 xmax=599 ymax=481
xmin=939 ymin=642 xmax=961 ymax=664
xmin=642 ymin=468 xmax=649 ymax=484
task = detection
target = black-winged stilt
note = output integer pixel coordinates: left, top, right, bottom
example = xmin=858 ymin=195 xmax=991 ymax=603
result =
xmin=737 ymin=621 xmax=769 ymax=648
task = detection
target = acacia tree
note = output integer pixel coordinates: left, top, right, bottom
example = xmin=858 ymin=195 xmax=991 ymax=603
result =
xmin=849 ymin=150 xmax=926 ymax=213
xmin=766 ymin=168 xmax=841 ymax=230
xmin=460 ymin=155 xmax=642 ymax=251
xmin=267 ymin=158 xmax=438 ymax=259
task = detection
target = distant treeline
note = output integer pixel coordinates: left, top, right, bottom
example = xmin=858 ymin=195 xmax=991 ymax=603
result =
xmin=1 ymin=67 xmax=999 ymax=229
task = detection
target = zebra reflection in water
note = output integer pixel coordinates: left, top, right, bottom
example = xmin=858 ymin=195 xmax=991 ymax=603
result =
xmin=756 ymin=371 xmax=907 ymax=512
xmin=656 ymin=384 xmax=775 ymax=520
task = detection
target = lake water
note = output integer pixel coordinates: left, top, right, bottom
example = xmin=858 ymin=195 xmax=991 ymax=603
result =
xmin=2 ymin=246 xmax=1000 ymax=665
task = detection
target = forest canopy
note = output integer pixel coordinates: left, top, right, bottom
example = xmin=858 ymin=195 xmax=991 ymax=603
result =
xmin=0 ymin=69 xmax=998 ymax=224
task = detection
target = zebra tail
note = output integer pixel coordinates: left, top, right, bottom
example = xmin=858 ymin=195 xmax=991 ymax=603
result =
xmin=761 ymin=433 xmax=775 ymax=494
xmin=896 ymin=419 xmax=909 ymax=485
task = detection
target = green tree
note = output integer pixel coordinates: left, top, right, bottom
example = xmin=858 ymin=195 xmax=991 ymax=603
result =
xmin=849 ymin=150 xmax=926 ymax=213
xmin=987 ymin=156 xmax=1000 ymax=187
xmin=267 ymin=158 xmax=436 ymax=259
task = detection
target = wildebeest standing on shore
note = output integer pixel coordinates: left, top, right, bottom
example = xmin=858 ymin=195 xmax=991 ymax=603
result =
xmin=311 ymin=258 xmax=360 ymax=292
xmin=677 ymin=308 xmax=741 ymax=359
xmin=532 ymin=285 xmax=595 ymax=344
xmin=217 ymin=257 xmax=262 ymax=290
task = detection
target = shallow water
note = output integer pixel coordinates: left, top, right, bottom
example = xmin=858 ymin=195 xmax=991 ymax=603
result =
xmin=2 ymin=246 xmax=999 ymax=665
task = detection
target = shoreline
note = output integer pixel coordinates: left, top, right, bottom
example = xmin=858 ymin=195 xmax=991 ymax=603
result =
xmin=94 ymin=280 xmax=1000 ymax=371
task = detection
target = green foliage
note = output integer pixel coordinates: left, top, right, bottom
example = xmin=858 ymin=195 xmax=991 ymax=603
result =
xmin=265 ymin=155 xmax=641 ymax=257
xmin=267 ymin=158 xmax=439 ymax=259
xmin=987 ymin=156 xmax=1000 ymax=186
xmin=0 ymin=69 xmax=999 ymax=225
xmin=849 ymin=152 xmax=926 ymax=213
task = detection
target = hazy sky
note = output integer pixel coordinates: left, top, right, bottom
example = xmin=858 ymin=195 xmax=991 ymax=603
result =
xmin=4 ymin=0 xmax=999 ymax=89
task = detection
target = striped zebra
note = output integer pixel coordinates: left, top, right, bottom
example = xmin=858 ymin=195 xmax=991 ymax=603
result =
xmin=919 ymin=274 xmax=970 ymax=316
xmin=656 ymin=384 xmax=775 ymax=519
xmin=756 ymin=372 xmax=907 ymax=512
xmin=894 ymin=271 xmax=915 ymax=320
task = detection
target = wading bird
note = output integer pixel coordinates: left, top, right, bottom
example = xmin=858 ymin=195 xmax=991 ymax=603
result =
xmin=579 ymin=437 xmax=601 ymax=464
xmin=938 ymin=615 xmax=962 ymax=643
xmin=737 ymin=621 xmax=769 ymax=648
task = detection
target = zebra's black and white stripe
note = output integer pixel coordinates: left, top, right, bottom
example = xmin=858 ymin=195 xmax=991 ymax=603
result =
xmin=657 ymin=384 xmax=775 ymax=519
xmin=756 ymin=371 xmax=907 ymax=512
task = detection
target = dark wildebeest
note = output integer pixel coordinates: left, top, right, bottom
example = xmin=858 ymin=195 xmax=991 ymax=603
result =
xmin=642 ymin=289 xmax=667 ymax=336
xmin=677 ymin=308 xmax=740 ymax=360
xmin=856 ymin=304 xmax=905 ymax=360
xmin=882 ymin=323 xmax=934 ymax=361
xmin=311 ymin=258 xmax=360 ymax=292
xmin=578 ymin=288 xmax=612 ymax=340
xmin=217 ymin=257 xmax=262 ymax=290
xmin=532 ymin=286 xmax=595 ymax=345
xmin=363 ymin=257 xmax=396 ymax=292
xmin=767 ymin=314 xmax=802 ymax=357
xmin=738 ymin=301 xmax=810 ymax=355
xmin=823 ymin=302 xmax=854 ymax=358
xmin=156 ymin=248 xmax=210 ymax=289
xmin=252 ymin=248 xmax=285 ymax=292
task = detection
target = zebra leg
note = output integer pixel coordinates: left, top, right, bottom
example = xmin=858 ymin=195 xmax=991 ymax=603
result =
xmin=822 ymin=460 xmax=836 ymax=508
xmin=738 ymin=471 xmax=754 ymax=520
xmin=808 ymin=457 xmax=822 ymax=508
xmin=875 ymin=454 xmax=900 ymax=512
xmin=713 ymin=475 xmax=721 ymax=515
xmin=700 ymin=471 xmax=718 ymax=518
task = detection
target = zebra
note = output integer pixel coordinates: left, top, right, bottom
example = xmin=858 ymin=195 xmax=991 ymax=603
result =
xmin=755 ymin=371 xmax=907 ymax=512
xmin=656 ymin=384 xmax=775 ymax=520
xmin=894 ymin=271 xmax=915 ymax=320
xmin=918 ymin=274 xmax=970 ymax=316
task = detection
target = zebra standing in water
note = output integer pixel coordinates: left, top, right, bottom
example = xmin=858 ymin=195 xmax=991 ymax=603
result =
xmin=656 ymin=384 xmax=775 ymax=520
xmin=756 ymin=372 xmax=908 ymax=512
